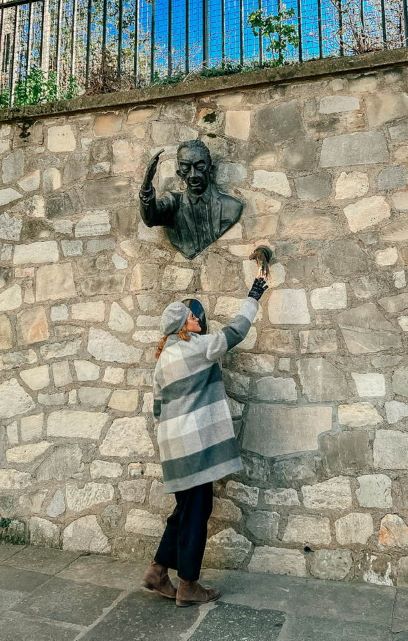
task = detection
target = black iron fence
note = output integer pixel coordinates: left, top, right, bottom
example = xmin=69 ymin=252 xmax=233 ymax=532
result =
xmin=0 ymin=0 xmax=407 ymax=105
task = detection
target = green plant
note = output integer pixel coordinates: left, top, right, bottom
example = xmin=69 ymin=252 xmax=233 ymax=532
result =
xmin=62 ymin=75 xmax=80 ymax=100
xmin=248 ymin=7 xmax=299 ymax=66
xmin=0 ymin=88 xmax=10 ymax=108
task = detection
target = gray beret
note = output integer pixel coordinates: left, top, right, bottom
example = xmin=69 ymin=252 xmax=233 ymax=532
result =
xmin=160 ymin=301 xmax=190 ymax=336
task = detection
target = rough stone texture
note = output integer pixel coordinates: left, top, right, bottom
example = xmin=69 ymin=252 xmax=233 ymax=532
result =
xmin=302 ymin=477 xmax=352 ymax=510
xmin=310 ymin=549 xmax=353 ymax=580
xmin=248 ymin=546 xmax=307 ymax=577
xmin=378 ymin=514 xmax=408 ymax=548
xmin=335 ymin=513 xmax=374 ymax=545
xmin=62 ymin=515 xmax=111 ymax=553
xmin=1 ymin=66 xmax=408 ymax=583
xmin=283 ymin=515 xmax=331 ymax=545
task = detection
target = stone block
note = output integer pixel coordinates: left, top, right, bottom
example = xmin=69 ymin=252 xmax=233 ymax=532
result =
xmin=310 ymin=283 xmax=347 ymax=310
xmin=268 ymin=289 xmax=310 ymax=325
xmin=51 ymin=305 xmax=68 ymax=322
xmin=356 ymin=474 xmax=392 ymax=508
xmin=248 ymin=546 xmax=306 ymax=577
xmin=78 ymin=387 xmax=111 ymax=407
xmin=338 ymin=402 xmax=382 ymax=427
xmin=17 ymin=307 xmax=49 ymax=345
xmin=0 ymin=378 xmax=35 ymax=419
xmin=90 ymin=460 xmax=123 ymax=480
xmin=322 ymin=239 xmax=369 ymax=277
xmin=103 ymin=367 xmax=124 ymax=384
xmin=302 ymin=476 xmax=353 ymax=510
xmin=0 ymin=284 xmax=22 ymax=312
xmin=80 ymin=273 xmax=125 ymax=297
xmin=254 ymin=100 xmax=303 ymax=143
xmin=2 ymin=149 xmax=24 ymax=183
xmin=252 ymin=171 xmax=291 ymax=196
xmin=204 ymin=528 xmax=252 ymax=569
xmin=398 ymin=557 xmax=408 ymax=586
xmin=20 ymin=365 xmax=49 ymax=390
xmin=310 ymin=549 xmax=353 ymax=580
xmin=243 ymin=404 xmax=332 ymax=457
xmin=294 ymin=173 xmax=331 ymax=201
xmin=125 ymin=509 xmax=163 ymax=537
xmin=0 ymin=314 xmax=12 ymax=349
xmin=282 ymin=139 xmax=317 ymax=171
xmin=119 ymin=480 xmax=147 ymax=503
xmin=47 ymin=125 xmax=76 ymax=152
xmin=225 ymin=110 xmax=251 ymax=140
xmin=6 ymin=441 xmax=51 ymax=464
xmin=162 ymin=265 xmax=194 ymax=291
xmin=66 ymin=482 xmax=114 ymax=512
xmin=107 ymin=303 xmax=133 ymax=337
xmin=74 ymin=212 xmax=111 ymax=238
xmin=378 ymin=166 xmax=407 ymax=191
xmin=392 ymin=366 xmax=408 ymax=397
xmin=20 ymin=413 xmax=43 ymax=442
xmin=216 ymin=162 xmax=248 ymax=186
xmin=212 ymin=497 xmax=242 ymax=522
xmin=366 ymin=92 xmax=408 ymax=127
xmin=386 ymin=400 xmax=408 ymax=424
xmin=0 ymin=469 xmax=31 ymax=490
xmin=246 ymin=510 xmax=280 ymax=543
xmin=254 ymin=376 xmax=297 ymax=402
xmin=319 ymin=430 xmax=372 ymax=475
xmin=0 ymin=188 xmax=21 ymax=206
xmin=352 ymin=373 xmax=385 ymax=397
xmin=320 ymin=131 xmax=388 ymax=167
xmin=375 ymin=247 xmax=398 ymax=266
xmin=338 ymin=303 xmax=401 ymax=354
xmin=299 ymin=329 xmax=337 ymax=354
xmin=298 ymin=358 xmax=348 ymax=402
xmin=43 ymin=167 xmax=61 ymax=192
xmin=335 ymin=171 xmax=369 ymax=200
xmin=99 ymin=416 xmax=154 ymax=458
xmin=87 ymin=328 xmax=142 ymax=364
xmin=344 ymin=196 xmax=390 ymax=233
xmin=40 ymin=338 xmax=81 ymax=360
xmin=335 ymin=513 xmax=373 ymax=544
xmin=82 ymin=177 xmax=131 ymax=208
xmin=379 ymin=293 xmax=408 ymax=314
xmin=30 ymin=517 xmax=59 ymax=548
xmin=36 ymin=444 xmax=83 ymax=481
xmin=63 ymin=515 xmax=110 ymax=553
xmin=319 ymin=95 xmax=359 ymax=113
xmin=225 ymin=480 xmax=259 ymax=507
xmin=47 ymin=410 xmax=108 ymax=439
xmin=279 ymin=208 xmax=338 ymax=240
xmin=0 ymin=213 xmax=22 ymax=241
xmin=374 ymin=430 xmax=408 ymax=469
xmin=283 ymin=515 xmax=331 ymax=545
xmin=130 ymin=264 xmax=159 ymax=291
xmin=71 ymin=301 xmax=105 ymax=323
xmin=108 ymin=390 xmax=139 ymax=412
xmin=379 ymin=514 xmax=408 ymax=548
xmin=46 ymin=490 xmax=66 ymax=517
xmin=18 ymin=170 xmax=40 ymax=193
xmin=94 ymin=113 xmax=122 ymax=136
xmin=36 ymin=263 xmax=76 ymax=302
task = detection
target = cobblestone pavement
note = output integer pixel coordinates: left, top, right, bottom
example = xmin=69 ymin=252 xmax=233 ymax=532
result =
xmin=0 ymin=543 xmax=407 ymax=641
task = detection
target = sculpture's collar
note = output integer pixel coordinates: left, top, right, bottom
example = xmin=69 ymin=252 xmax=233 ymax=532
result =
xmin=187 ymin=185 xmax=212 ymax=205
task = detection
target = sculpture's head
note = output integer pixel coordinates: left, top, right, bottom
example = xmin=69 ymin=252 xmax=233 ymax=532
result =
xmin=176 ymin=139 xmax=212 ymax=195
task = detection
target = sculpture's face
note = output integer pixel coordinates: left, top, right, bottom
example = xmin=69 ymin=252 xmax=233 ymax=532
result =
xmin=177 ymin=147 xmax=211 ymax=195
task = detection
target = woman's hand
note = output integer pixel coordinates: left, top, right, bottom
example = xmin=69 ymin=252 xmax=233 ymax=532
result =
xmin=248 ymin=277 xmax=268 ymax=301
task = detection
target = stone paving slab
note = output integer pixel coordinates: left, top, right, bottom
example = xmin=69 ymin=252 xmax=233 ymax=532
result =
xmin=12 ymin=576 xmax=121 ymax=626
xmin=0 ymin=544 xmax=25 ymax=562
xmin=0 ymin=611 xmax=78 ymax=641
xmin=79 ymin=591 xmax=198 ymax=641
xmin=220 ymin=570 xmax=396 ymax=626
xmin=4 ymin=546 xmax=81 ymax=575
xmin=0 ymin=589 xmax=25 ymax=612
xmin=278 ymin=615 xmax=393 ymax=641
xmin=58 ymin=553 xmax=145 ymax=591
xmin=189 ymin=602 xmax=285 ymax=641
xmin=0 ymin=566 xmax=50 ymax=593
xmin=392 ymin=590 xmax=408 ymax=633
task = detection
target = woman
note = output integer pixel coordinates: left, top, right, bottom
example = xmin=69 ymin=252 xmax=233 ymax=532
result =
xmin=142 ymin=276 xmax=268 ymax=607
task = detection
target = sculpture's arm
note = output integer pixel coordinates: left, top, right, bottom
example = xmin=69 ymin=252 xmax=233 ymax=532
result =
xmin=139 ymin=186 xmax=177 ymax=228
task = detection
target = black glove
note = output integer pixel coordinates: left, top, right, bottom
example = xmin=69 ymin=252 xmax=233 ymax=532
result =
xmin=248 ymin=277 xmax=268 ymax=301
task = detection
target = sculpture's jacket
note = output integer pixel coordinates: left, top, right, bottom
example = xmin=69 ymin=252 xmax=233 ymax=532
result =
xmin=153 ymin=297 xmax=259 ymax=493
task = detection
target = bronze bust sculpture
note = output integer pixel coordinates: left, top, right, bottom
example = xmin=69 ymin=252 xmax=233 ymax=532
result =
xmin=139 ymin=139 xmax=243 ymax=259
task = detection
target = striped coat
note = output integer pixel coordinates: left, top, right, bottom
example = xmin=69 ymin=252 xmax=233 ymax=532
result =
xmin=153 ymin=297 xmax=259 ymax=493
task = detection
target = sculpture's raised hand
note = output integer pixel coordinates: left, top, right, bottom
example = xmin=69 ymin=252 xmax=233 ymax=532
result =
xmin=142 ymin=148 xmax=165 ymax=190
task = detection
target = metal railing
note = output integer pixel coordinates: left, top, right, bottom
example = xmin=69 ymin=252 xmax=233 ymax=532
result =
xmin=0 ymin=0 xmax=407 ymax=105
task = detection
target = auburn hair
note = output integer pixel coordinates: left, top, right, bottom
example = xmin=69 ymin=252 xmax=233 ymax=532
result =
xmin=155 ymin=325 xmax=191 ymax=359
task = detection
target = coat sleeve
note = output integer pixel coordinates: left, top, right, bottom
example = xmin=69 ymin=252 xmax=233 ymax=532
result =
xmin=199 ymin=297 xmax=259 ymax=362
xmin=139 ymin=186 xmax=177 ymax=227
xmin=153 ymin=375 xmax=163 ymax=419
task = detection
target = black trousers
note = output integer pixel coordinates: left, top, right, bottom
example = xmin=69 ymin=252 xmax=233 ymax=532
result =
xmin=154 ymin=482 xmax=213 ymax=581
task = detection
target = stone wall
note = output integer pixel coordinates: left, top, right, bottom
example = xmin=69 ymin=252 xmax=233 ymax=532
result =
xmin=2 ymin=56 xmax=408 ymax=586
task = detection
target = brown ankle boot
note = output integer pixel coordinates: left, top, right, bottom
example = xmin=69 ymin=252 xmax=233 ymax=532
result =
xmin=142 ymin=561 xmax=177 ymax=599
xmin=176 ymin=579 xmax=221 ymax=607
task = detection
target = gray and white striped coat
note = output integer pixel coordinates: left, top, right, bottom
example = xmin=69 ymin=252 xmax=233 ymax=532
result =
xmin=153 ymin=297 xmax=259 ymax=493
